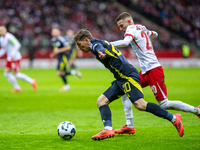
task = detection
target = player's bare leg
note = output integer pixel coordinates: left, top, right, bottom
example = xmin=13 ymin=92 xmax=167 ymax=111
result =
xmin=4 ymin=67 xmax=21 ymax=92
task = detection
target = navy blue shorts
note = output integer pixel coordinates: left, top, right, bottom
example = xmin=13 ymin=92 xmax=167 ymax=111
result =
xmin=57 ymin=55 xmax=69 ymax=71
xmin=103 ymin=77 xmax=144 ymax=103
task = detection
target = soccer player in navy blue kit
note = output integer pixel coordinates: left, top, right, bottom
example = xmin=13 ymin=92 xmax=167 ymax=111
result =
xmin=65 ymin=29 xmax=82 ymax=77
xmin=50 ymin=27 xmax=81 ymax=91
xmin=74 ymin=29 xmax=184 ymax=140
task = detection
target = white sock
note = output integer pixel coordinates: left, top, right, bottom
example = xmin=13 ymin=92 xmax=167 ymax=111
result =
xmin=15 ymin=72 xmax=34 ymax=84
xmin=64 ymin=84 xmax=70 ymax=89
xmin=159 ymin=98 xmax=200 ymax=115
xmin=126 ymin=118 xmax=134 ymax=128
xmin=70 ymin=70 xmax=76 ymax=75
xmin=121 ymin=95 xmax=134 ymax=128
xmin=4 ymin=72 xmax=21 ymax=89
xmin=64 ymin=84 xmax=69 ymax=87
xmin=104 ymin=126 xmax=113 ymax=130
xmin=171 ymin=115 xmax=177 ymax=123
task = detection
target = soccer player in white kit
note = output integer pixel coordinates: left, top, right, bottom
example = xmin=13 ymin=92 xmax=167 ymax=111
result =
xmin=110 ymin=12 xmax=200 ymax=134
xmin=0 ymin=25 xmax=37 ymax=93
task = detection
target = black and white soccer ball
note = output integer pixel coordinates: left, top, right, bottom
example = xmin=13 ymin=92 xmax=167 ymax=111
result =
xmin=57 ymin=121 xmax=76 ymax=140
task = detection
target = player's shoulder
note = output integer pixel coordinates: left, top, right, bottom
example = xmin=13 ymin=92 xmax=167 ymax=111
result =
xmin=5 ymin=32 xmax=15 ymax=39
xmin=65 ymin=36 xmax=73 ymax=41
xmin=89 ymin=39 xmax=101 ymax=50
xmin=51 ymin=37 xmax=56 ymax=42
xmin=126 ymin=25 xmax=138 ymax=35
xmin=126 ymin=25 xmax=136 ymax=31
xmin=58 ymin=36 xmax=66 ymax=43
xmin=134 ymin=24 xmax=147 ymax=30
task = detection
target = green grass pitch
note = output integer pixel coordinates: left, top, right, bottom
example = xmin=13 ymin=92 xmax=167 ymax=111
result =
xmin=0 ymin=67 xmax=200 ymax=149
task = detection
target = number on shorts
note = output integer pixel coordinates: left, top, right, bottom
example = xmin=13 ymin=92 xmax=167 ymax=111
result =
xmin=123 ymin=82 xmax=131 ymax=93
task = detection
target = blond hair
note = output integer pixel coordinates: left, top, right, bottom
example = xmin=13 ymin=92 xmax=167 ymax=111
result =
xmin=74 ymin=28 xmax=93 ymax=42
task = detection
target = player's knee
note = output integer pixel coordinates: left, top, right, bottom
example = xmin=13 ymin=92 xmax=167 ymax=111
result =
xmin=97 ymin=95 xmax=109 ymax=108
xmin=133 ymin=98 xmax=147 ymax=111
xmin=57 ymin=71 xmax=65 ymax=76
xmin=97 ymin=98 xmax=104 ymax=108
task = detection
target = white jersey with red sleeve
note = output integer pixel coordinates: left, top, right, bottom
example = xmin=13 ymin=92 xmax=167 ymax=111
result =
xmin=0 ymin=32 xmax=22 ymax=61
xmin=125 ymin=24 xmax=161 ymax=74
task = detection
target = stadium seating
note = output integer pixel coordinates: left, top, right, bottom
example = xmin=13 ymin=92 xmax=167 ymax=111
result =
xmin=0 ymin=0 xmax=199 ymax=58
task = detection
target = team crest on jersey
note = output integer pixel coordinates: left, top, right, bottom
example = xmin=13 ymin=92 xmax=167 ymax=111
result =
xmin=151 ymin=85 xmax=157 ymax=94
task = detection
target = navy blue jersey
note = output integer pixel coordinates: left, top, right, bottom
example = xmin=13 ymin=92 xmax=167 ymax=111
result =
xmin=51 ymin=36 xmax=69 ymax=60
xmin=89 ymin=39 xmax=139 ymax=81
xmin=65 ymin=36 xmax=76 ymax=59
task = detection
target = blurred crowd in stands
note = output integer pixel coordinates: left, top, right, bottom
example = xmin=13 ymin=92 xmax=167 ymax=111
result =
xmin=0 ymin=0 xmax=199 ymax=58
xmin=123 ymin=0 xmax=200 ymax=49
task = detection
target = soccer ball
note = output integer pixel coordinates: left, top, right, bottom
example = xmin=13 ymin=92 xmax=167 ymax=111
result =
xmin=57 ymin=121 xmax=76 ymax=140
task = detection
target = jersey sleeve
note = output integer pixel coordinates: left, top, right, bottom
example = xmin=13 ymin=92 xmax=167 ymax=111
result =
xmin=110 ymin=36 xmax=132 ymax=47
xmin=7 ymin=33 xmax=21 ymax=57
xmin=60 ymin=37 xmax=69 ymax=47
xmin=148 ymin=30 xmax=158 ymax=42
xmin=92 ymin=43 xmax=105 ymax=54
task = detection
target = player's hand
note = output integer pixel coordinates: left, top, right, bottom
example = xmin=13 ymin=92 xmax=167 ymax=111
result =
xmin=98 ymin=50 xmax=106 ymax=59
xmin=49 ymin=52 xmax=55 ymax=58
xmin=53 ymin=48 xmax=59 ymax=55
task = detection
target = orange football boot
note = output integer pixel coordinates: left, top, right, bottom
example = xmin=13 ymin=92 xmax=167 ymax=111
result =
xmin=114 ymin=125 xmax=135 ymax=134
xmin=92 ymin=129 xmax=115 ymax=141
xmin=32 ymin=79 xmax=37 ymax=91
xmin=173 ymin=114 xmax=184 ymax=137
xmin=11 ymin=89 xmax=22 ymax=93
xmin=197 ymin=105 xmax=200 ymax=118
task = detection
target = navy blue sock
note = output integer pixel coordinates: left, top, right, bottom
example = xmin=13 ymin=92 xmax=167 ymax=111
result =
xmin=146 ymin=102 xmax=173 ymax=122
xmin=65 ymin=72 xmax=71 ymax=76
xmin=60 ymin=75 xmax=67 ymax=84
xmin=99 ymin=105 xmax=112 ymax=127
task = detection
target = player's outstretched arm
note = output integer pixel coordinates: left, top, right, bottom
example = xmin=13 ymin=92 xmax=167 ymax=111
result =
xmin=149 ymin=31 xmax=158 ymax=42
xmin=110 ymin=36 xmax=132 ymax=48
xmin=54 ymin=45 xmax=71 ymax=54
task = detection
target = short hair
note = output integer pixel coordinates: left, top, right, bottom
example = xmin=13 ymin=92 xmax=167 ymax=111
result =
xmin=74 ymin=28 xmax=93 ymax=42
xmin=51 ymin=27 xmax=60 ymax=30
xmin=116 ymin=12 xmax=132 ymax=22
